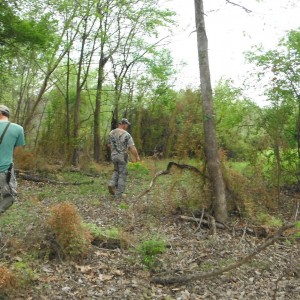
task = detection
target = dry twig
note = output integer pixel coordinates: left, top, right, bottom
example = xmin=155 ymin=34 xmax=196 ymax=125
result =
xmin=226 ymin=0 xmax=252 ymax=13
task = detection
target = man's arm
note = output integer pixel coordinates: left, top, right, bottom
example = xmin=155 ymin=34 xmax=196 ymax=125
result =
xmin=129 ymin=145 xmax=140 ymax=162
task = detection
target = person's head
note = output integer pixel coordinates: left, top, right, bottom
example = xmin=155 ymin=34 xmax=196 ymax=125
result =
xmin=0 ymin=105 xmax=10 ymax=119
xmin=118 ymin=118 xmax=131 ymax=130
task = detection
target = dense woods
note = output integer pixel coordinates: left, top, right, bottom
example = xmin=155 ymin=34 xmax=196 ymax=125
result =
xmin=0 ymin=0 xmax=299 ymax=298
xmin=1 ymin=0 xmax=299 ymax=182
xmin=1 ymin=0 xmax=300 ymax=214
xmin=0 ymin=0 xmax=300 ymax=183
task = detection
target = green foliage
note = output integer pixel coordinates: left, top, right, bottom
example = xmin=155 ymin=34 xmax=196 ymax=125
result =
xmin=214 ymin=79 xmax=261 ymax=161
xmin=83 ymin=223 xmax=131 ymax=250
xmin=255 ymin=212 xmax=283 ymax=227
xmin=228 ymin=161 xmax=250 ymax=174
xmin=295 ymin=222 xmax=300 ymax=238
xmin=12 ymin=261 xmax=37 ymax=286
xmin=119 ymin=202 xmax=129 ymax=210
xmin=223 ymin=162 xmax=278 ymax=217
xmin=137 ymin=238 xmax=166 ymax=269
xmin=0 ymin=1 xmax=55 ymax=51
xmin=127 ymin=162 xmax=149 ymax=176
xmin=245 ymin=29 xmax=300 ymax=188
xmin=83 ymin=223 xmax=120 ymax=240
xmin=0 ymin=200 xmax=40 ymax=237
xmin=167 ymin=89 xmax=204 ymax=158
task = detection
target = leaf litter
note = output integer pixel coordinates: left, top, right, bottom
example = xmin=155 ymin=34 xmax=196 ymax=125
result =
xmin=0 ymin=170 xmax=299 ymax=299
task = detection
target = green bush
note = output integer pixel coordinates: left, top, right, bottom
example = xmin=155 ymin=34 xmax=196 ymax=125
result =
xmin=48 ymin=202 xmax=92 ymax=259
xmin=12 ymin=261 xmax=37 ymax=286
xmin=295 ymin=222 xmax=300 ymax=238
xmin=83 ymin=223 xmax=120 ymax=239
xmin=127 ymin=162 xmax=149 ymax=176
xmin=137 ymin=238 xmax=166 ymax=269
xmin=256 ymin=212 xmax=283 ymax=227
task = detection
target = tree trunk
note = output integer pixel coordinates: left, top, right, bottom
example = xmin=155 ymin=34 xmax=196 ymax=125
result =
xmin=194 ymin=0 xmax=228 ymax=222
xmin=65 ymin=31 xmax=71 ymax=152
xmin=93 ymin=58 xmax=105 ymax=163
xmin=71 ymin=22 xmax=88 ymax=166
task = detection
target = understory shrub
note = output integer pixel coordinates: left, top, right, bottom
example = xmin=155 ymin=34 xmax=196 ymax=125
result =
xmin=137 ymin=238 xmax=166 ymax=269
xmin=255 ymin=212 xmax=283 ymax=227
xmin=83 ymin=223 xmax=132 ymax=250
xmin=12 ymin=261 xmax=37 ymax=287
xmin=127 ymin=162 xmax=149 ymax=176
xmin=48 ymin=202 xmax=92 ymax=259
xmin=0 ymin=265 xmax=16 ymax=293
xmin=223 ymin=164 xmax=277 ymax=217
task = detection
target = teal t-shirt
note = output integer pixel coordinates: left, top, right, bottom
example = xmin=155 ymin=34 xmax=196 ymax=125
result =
xmin=0 ymin=121 xmax=25 ymax=172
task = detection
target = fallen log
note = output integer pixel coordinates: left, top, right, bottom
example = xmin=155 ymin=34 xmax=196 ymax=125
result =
xmin=179 ymin=215 xmax=281 ymax=238
xmin=17 ymin=172 xmax=94 ymax=186
xmin=150 ymin=223 xmax=297 ymax=285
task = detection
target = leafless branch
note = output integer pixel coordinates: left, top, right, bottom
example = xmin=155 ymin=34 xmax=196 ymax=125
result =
xmin=134 ymin=162 xmax=207 ymax=200
xmin=226 ymin=0 xmax=252 ymax=13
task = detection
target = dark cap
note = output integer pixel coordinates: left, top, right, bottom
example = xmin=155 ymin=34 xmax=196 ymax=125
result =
xmin=120 ymin=118 xmax=131 ymax=126
xmin=0 ymin=105 xmax=10 ymax=116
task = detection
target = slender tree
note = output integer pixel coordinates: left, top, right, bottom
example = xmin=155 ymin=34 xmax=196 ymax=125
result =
xmin=194 ymin=0 xmax=228 ymax=222
xmin=92 ymin=0 xmax=175 ymax=162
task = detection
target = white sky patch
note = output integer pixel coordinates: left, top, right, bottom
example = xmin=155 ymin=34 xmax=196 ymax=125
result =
xmin=160 ymin=0 xmax=300 ymax=105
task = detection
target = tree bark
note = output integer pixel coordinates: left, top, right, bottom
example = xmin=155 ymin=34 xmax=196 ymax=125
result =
xmin=71 ymin=24 xmax=87 ymax=166
xmin=194 ymin=0 xmax=228 ymax=222
xmin=94 ymin=55 xmax=106 ymax=163
xmin=65 ymin=31 xmax=71 ymax=153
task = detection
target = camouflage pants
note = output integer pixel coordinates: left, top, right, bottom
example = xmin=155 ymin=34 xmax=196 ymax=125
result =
xmin=0 ymin=168 xmax=18 ymax=214
xmin=109 ymin=154 xmax=128 ymax=198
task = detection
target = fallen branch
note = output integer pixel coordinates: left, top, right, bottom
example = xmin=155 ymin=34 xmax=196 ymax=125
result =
xmin=17 ymin=173 xmax=94 ymax=186
xmin=180 ymin=215 xmax=226 ymax=230
xmin=193 ymin=209 xmax=205 ymax=232
xmin=294 ymin=200 xmax=300 ymax=222
xmin=150 ymin=223 xmax=296 ymax=285
xmin=136 ymin=161 xmax=206 ymax=200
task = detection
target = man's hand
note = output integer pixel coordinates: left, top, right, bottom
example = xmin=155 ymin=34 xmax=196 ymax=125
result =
xmin=129 ymin=145 xmax=140 ymax=163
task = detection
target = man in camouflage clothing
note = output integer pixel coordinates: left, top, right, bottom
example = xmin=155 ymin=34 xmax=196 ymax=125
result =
xmin=108 ymin=118 xmax=140 ymax=199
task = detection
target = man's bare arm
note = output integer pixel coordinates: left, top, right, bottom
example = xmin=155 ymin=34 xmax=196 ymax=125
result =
xmin=129 ymin=145 xmax=140 ymax=162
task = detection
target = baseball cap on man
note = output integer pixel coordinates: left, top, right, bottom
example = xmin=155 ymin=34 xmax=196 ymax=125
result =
xmin=0 ymin=105 xmax=10 ymax=115
xmin=120 ymin=118 xmax=131 ymax=126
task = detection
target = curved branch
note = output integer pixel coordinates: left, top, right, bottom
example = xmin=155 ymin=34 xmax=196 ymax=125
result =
xmin=150 ymin=223 xmax=297 ymax=285
xmin=135 ymin=162 xmax=207 ymax=199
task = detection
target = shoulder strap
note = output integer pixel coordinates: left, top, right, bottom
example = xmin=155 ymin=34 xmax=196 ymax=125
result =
xmin=0 ymin=122 xmax=11 ymax=145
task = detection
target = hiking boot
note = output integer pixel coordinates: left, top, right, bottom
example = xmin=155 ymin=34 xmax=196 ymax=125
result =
xmin=108 ymin=185 xmax=115 ymax=195
xmin=114 ymin=193 xmax=127 ymax=201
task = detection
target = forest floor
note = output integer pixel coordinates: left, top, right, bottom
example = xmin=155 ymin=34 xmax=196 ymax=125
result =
xmin=0 ymin=160 xmax=299 ymax=300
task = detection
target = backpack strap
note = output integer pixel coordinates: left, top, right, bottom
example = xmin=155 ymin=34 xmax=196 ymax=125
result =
xmin=0 ymin=122 xmax=11 ymax=145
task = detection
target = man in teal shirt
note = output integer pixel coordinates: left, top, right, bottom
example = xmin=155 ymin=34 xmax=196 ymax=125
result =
xmin=0 ymin=105 xmax=25 ymax=213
